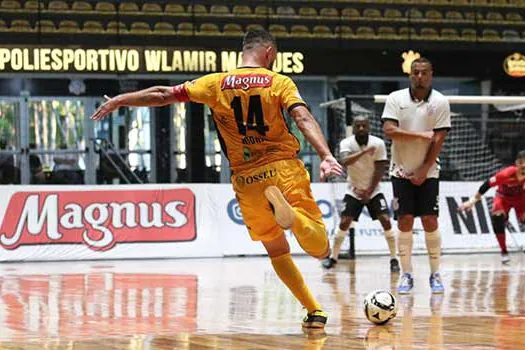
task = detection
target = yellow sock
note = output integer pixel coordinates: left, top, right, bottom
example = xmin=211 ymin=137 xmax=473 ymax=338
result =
xmin=291 ymin=207 xmax=329 ymax=259
xmin=271 ymin=253 xmax=321 ymax=313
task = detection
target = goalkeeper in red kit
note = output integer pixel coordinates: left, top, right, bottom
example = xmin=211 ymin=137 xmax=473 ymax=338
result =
xmin=458 ymin=150 xmax=525 ymax=264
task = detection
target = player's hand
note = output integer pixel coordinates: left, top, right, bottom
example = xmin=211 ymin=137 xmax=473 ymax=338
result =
xmin=457 ymin=201 xmax=474 ymax=212
xmin=355 ymin=188 xmax=372 ymax=203
xmin=320 ymin=155 xmax=344 ymax=181
xmin=90 ymin=95 xmax=119 ymax=121
xmin=407 ymin=166 xmax=428 ymax=186
xmin=419 ymin=131 xmax=434 ymax=141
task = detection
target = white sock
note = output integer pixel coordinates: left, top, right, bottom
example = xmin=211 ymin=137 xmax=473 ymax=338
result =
xmin=384 ymin=229 xmax=396 ymax=258
xmin=331 ymin=229 xmax=347 ymax=260
xmin=425 ymin=230 xmax=441 ymax=274
xmin=398 ymin=231 xmax=413 ymax=273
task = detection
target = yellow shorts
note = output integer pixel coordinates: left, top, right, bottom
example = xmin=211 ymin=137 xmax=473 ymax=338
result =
xmin=231 ymin=159 xmax=325 ymax=242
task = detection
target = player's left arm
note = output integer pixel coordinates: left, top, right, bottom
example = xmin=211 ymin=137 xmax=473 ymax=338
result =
xmin=281 ymin=77 xmax=344 ymax=179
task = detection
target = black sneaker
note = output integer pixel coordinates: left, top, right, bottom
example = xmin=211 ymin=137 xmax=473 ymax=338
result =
xmin=322 ymin=258 xmax=337 ymax=269
xmin=390 ymin=258 xmax=400 ymax=273
xmin=302 ymin=310 xmax=327 ymax=329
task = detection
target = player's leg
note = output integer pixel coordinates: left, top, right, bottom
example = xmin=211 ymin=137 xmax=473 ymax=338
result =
xmin=517 ymin=203 xmax=525 ymax=254
xmin=418 ymin=178 xmax=444 ymax=293
xmin=267 ymin=160 xmax=330 ymax=259
xmin=262 ymin=234 xmax=327 ymax=328
xmin=492 ymin=195 xmax=510 ymax=263
xmin=367 ymin=193 xmax=399 ymax=272
xmin=323 ymin=194 xmax=362 ymax=269
xmin=392 ymin=177 xmax=416 ymax=293
xmin=322 ymin=213 xmax=354 ymax=269
xmin=231 ymin=168 xmax=327 ymax=328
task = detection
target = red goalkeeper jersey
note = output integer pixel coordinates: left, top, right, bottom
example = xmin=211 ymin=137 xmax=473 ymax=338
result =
xmin=489 ymin=166 xmax=524 ymax=198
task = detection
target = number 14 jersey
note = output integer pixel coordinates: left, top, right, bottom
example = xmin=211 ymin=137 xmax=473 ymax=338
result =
xmin=175 ymin=67 xmax=305 ymax=173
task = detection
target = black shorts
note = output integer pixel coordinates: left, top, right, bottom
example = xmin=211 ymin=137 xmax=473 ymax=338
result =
xmin=392 ymin=177 xmax=439 ymax=218
xmin=341 ymin=193 xmax=390 ymax=221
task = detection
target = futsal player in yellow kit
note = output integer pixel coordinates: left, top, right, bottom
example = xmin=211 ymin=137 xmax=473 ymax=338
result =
xmin=91 ymin=29 xmax=344 ymax=329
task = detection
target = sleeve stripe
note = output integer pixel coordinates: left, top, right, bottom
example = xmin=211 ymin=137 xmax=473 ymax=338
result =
xmin=172 ymin=84 xmax=190 ymax=103
xmin=381 ymin=118 xmax=399 ymax=125
xmin=287 ymin=102 xmax=308 ymax=114
xmin=433 ymin=127 xmax=451 ymax=132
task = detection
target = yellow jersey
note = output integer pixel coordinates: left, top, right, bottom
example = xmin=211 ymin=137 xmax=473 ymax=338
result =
xmin=177 ymin=67 xmax=305 ymax=173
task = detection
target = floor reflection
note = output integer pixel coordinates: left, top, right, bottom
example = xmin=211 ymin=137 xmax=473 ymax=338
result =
xmin=0 ymin=253 xmax=522 ymax=349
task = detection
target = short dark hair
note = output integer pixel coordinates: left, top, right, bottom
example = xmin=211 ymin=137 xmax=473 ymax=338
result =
xmin=411 ymin=57 xmax=433 ymax=71
xmin=517 ymin=150 xmax=525 ymax=160
xmin=353 ymin=115 xmax=369 ymax=123
xmin=242 ymin=29 xmax=276 ymax=50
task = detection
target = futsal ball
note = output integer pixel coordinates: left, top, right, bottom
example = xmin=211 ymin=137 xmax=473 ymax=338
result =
xmin=363 ymin=290 xmax=397 ymax=325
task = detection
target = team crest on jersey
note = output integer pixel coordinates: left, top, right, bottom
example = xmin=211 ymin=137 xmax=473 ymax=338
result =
xmin=221 ymin=74 xmax=273 ymax=90
xmin=427 ymin=103 xmax=437 ymax=116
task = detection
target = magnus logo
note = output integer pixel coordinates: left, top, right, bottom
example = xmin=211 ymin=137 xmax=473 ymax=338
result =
xmin=0 ymin=189 xmax=196 ymax=251
xmin=221 ymin=74 xmax=272 ymax=90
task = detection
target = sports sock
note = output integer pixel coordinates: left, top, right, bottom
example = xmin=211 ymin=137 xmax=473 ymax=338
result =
xmin=331 ymin=228 xmax=347 ymax=260
xmin=495 ymin=233 xmax=508 ymax=254
xmin=398 ymin=231 xmax=413 ymax=273
xmin=271 ymin=253 xmax=321 ymax=313
xmin=425 ymin=230 xmax=442 ymax=274
xmin=384 ymin=229 xmax=396 ymax=258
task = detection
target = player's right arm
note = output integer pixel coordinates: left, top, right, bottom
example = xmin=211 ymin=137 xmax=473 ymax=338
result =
xmin=339 ymin=147 xmax=375 ymax=167
xmin=458 ymin=168 xmax=512 ymax=212
xmin=381 ymin=94 xmax=433 ymax=141
xmin=458 ymin=180 xmax=492 ymax=212
xmin=91 ymin=74 xmax=219 ymax=121
xmin=91 ymin=87 xmax=178 ymax=120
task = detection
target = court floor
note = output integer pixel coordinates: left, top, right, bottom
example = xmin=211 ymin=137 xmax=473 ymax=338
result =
xmin=0 ymin=253 xmax=523 ymax=349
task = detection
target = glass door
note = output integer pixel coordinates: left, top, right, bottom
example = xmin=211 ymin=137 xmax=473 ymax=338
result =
xmin=0 ymin=99 xmax=21 ymax=184
xmin=28 ymin=98 xmax=87 ymax=185
xmin=94 ymin=105 xmax=152 ymax=184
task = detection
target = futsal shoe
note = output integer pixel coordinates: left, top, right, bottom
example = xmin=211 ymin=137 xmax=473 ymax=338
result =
xmin=429 ymin=272 xmax=445 ymax=294
xmin=302 ymin=310 xmax=328 ymax=329
xmin=501 ymin=253 xmax=510 ymax=264
xmin=322 ymin=257 xmax=337 ymax=269
xmin=390 ymin=258 xmax=400 ymax=273
xmin=397 ymin=273 xmax=414 ymax=294
xmin=264 ymin=186 xmax=296 ymax=229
